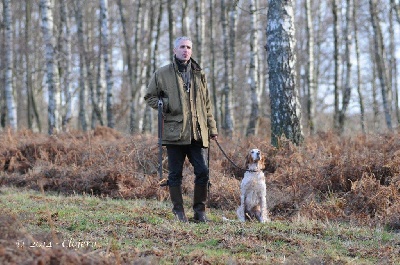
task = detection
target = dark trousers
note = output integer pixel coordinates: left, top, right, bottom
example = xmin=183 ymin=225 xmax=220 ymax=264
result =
xmin=166 ymin=142 xmax=209 ymax=187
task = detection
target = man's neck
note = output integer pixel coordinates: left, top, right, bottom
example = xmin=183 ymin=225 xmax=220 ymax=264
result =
xmin=176 ymin=57 xmax=191 ymax=72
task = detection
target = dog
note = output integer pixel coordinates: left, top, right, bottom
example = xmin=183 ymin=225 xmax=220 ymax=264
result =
xmin=237 ymin=148 xmax=270 ymax=223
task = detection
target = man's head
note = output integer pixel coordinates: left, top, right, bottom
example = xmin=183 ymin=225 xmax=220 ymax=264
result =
xmin=174 ymin=36 xmax=192 ymax=63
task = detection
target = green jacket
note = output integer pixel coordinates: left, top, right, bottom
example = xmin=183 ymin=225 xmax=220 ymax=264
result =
xmin=144 ymin=57 xmax=218 ymax=148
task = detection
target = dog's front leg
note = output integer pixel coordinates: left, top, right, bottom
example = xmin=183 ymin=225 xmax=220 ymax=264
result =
xmin=237 ymin=195 xmax=246 ymax=222
xmin=260 ymin=188 xmax=270 ymax=223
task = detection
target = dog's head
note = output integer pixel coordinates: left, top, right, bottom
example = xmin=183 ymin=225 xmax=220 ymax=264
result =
xmin=245 ymin=148 xmax=265 ymax=170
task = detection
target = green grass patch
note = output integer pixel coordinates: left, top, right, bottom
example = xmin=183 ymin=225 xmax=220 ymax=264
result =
xmin=1 ymin=186 xmax=399 ymax=264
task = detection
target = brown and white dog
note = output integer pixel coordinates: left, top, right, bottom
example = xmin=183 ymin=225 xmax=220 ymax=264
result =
xmin=236 ymin=148 xmax=270 ymax=223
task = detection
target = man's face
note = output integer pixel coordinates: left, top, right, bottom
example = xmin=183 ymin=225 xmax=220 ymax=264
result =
xmin=174 ymin=39 xmax=192 ymax=62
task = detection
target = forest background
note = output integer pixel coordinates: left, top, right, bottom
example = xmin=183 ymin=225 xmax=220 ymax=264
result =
xmin=2 ymin=1 xmax=400 ymax=263
xmin=1 ymin=0 xmax=400 ymax=137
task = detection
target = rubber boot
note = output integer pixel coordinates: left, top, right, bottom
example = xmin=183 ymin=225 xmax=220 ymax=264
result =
xmin=193 ymin=184 xmax=208 ymax=222
xmin=169 ymin=186 xmax=188 ymax=222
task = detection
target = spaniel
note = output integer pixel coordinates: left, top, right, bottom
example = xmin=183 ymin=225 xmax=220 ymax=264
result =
xmin=236 ymin=148 xmax=270 ymax=223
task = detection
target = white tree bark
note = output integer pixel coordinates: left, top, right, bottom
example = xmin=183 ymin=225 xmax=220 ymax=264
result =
xmin=305 ymin=0 xmax=315 ymax=134
xmin=40 ymin=0 xmax=61 ymax=134
xmin=99 ymin=0 xmax=114 ymax=128
xmin=220 ymin=0 xmax=235 ymax=136
xmin=267 ymin=0 xmax=303 ymax=146
xmin=246 ymin=0 xmax=261 ymax=136
xmin=4 ymin=0 xmax=17 ymax=130
xmin=129 ymin=0 xmax=143 ymax=133
xmin=338 ymin=0 xmax=353 ymax=133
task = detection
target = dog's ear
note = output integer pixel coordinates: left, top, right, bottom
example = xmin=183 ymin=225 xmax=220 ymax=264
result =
xmin=245 ymin=152 xmax=251 ymax=169
xmin=259 ymin=154 xmax=266 ymax=170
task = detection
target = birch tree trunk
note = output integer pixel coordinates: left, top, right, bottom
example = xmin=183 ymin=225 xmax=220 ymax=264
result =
xmin=94 ymin=28 xmax=105 ymax=129
xmin=129 ymin=0 xmax=142 ymax=133
xmin=332 ymin=0 xmax=341 ymax=132
xmin=182 ymin=0 xmax=189 ymax=36
xmin=338 ymin=0 xmax=353 ymax=133
xmin=167 ymin=0 xmax=176 ymax=59
xmin=99 ymin=0 xmax=114 ymax=128
xmin=4 ymin=0 xmax=17 ymax=130
xmin=136 ymin=4 xmax=150 ymax=131
xmin=40 ymin=0 xmax=61 ymax=135
xmin=195 ymin=0 xmax=205 ymax=65
xmin=392 ymin=0 xmax=400 ymax=23
xmin=370 ymin=0 xmax=392 ymax=131
xmin=25 ymin=0 xmax=41 ymax=132
xmin=246 ymin=0 xmax=261 ymax=136
xmin=143 ymin=3 xmax=156 ymax=134
xmin=220 ymin=0 xmax=234 ymax=136
xmin=209 ymin=0 xmax=219 ymax=131
xmin=228 ymin=1 xmax=239 ymax=129
xmin=353 ymin=0 xmax=365 ymax=133
xmin=389 ymin=4 xmax=399 ymax=125
xmin=59 ymin=0 xmax=72 ymax=131
xmin=73 ymin=0 xmax=88 ymax=131
xmin=117 ymin=0 xmax=136 ymax=133
xmin=370 ymin=39 xmax=379 ymax=131
xmin=305 ymin=0 xmax=315 ymax=134
xmin=267 ymin=0 xmax=303 ymax=147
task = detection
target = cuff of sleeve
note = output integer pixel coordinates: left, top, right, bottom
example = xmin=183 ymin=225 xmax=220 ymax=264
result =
xmin=162 ymin=98 xmax=169 ymax=113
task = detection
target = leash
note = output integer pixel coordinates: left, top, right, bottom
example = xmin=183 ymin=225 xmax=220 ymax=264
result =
xmin=214 ymin=139 xmax=259 ymax=173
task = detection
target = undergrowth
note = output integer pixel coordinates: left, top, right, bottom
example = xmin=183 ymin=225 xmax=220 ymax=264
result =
xmin=1 ymin=127 xmax=400 ymax=263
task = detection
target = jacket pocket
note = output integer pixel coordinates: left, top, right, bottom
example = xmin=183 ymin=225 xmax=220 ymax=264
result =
xmin=163 ymin=114 xmax=183 ymax=141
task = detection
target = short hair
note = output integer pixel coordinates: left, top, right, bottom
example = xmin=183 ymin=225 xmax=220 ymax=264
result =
xmin=174 ymin=36 xmax=192 ymax=49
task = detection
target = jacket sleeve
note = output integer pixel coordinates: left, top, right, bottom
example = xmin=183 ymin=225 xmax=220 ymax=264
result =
xmin=144 ymin=72 xmax=169 ymax=112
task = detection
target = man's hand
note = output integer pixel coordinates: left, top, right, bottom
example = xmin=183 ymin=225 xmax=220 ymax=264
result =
xmin=210 ymin=134 xmax=218 ymax=141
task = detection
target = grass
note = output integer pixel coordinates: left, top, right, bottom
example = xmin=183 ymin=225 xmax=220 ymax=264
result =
xmin=1 ymin=186 xmax=399 ymax=264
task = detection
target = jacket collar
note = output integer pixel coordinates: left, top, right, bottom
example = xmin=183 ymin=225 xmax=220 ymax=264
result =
xmin=173 ymin=56 xmax=202 ymax=72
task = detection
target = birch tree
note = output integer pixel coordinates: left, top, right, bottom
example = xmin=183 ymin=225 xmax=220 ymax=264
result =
xmin=370 ymin=0 xmax=392 ymax=131
xmin=25 ymin=0 xmax=41 ymax=132
xmin=142 ymin=2 xmax=157 ymax=134
xmin=267 ymin=0 xmax=303 ymax=147
xmin=195 ymin=0 xmax=205 ymax=65
xmin=182 ymin=0 xmax=189 ymax=36
xmin=129 ymin=0 xmax=143 ymax=133
xmin=305 ymin=0 xmax=315 ymax=134
xmin=73 ymin=0 xmax=88 ymax=131
xmin=220 ymin=0 xmax=235 ymax=136
xmin=117 ymin=0 xmax=135 ymax=132
xmin=167 ymin=0 xmax=176 ymax=59
xmin=353 ymin=0 xmax=365 ymax=133
xmin=40 ymin=0 xmax=61 ymax=134
xmin=392 ymin=0 xmax=400 ymax=22
xmin=338 ymin=0 xmax=353 ymax=133
xmin=389 ymin=4 xmax=399 ymax=124
xmin=246 ymin=0 xmax=261 ymax=136
xmin=332 ymin=0 xmax=341 ymax=131
xmin=4 ymin=0 xmax=17 ymax=130
xmin=209 ymin=0 xmax=219 ymax=130
xmin=99 ymin=0 xmax=114 ymax=128
xmin=58 ymin=0 xmax=72 ymax=131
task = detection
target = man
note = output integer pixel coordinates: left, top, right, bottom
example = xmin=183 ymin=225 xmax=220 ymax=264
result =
xmin=144 ymin=36 xmax=218 ymax=222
